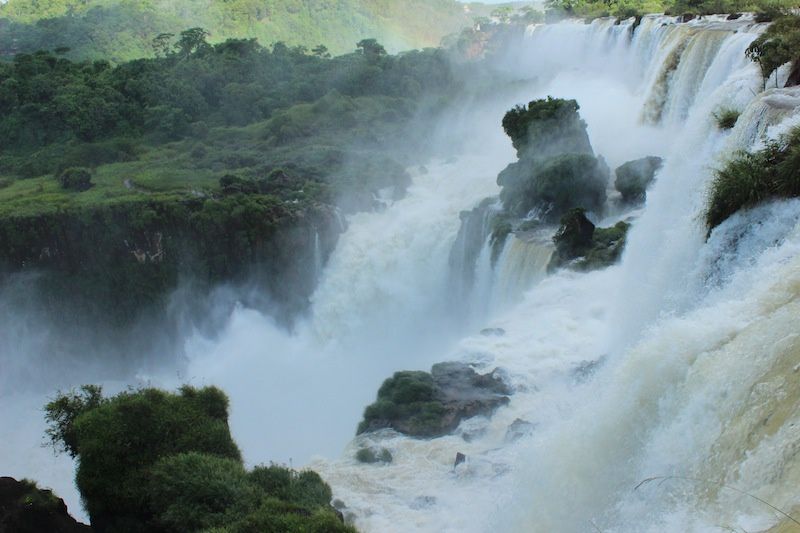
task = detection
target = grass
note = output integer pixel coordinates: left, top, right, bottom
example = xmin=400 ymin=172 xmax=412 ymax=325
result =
xmin=714 ymin=108 xmax=740 ymax=130
xmin=706 ymin=126 xmax=800 ymax=231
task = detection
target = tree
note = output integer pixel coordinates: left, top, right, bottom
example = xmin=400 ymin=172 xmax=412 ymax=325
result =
xmin=356 ymin=38 xmax=386 ymax=59
xmin=151 ymin=32 xmax=174 ymax=58
xmin=44 ymin=386 xmax=354 ymax=533
xmin=312 ymin=44 xmax=330 ymax=58
xmin=175 ymin=27 xmax=210 ymax=57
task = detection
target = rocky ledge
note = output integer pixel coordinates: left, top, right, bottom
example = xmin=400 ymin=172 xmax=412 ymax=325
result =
xmin=357 ymin=362 xmax=511 ymax=438
xmin=0 ymin=477 xmax=91 ymax=533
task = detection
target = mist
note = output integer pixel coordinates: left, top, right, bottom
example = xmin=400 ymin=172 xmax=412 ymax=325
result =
xmin=4 ymin=12 xmax=800 ymax=533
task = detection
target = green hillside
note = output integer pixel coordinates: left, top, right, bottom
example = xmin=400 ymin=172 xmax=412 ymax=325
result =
xmin=0 ymin=0 xmax=474 ymax=61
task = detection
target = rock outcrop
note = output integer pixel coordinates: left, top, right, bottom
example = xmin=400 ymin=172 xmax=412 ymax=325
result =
xmin=357 ymin=362 xmax=511 ymax=438
xmin=548 ymin=208 xmax=630 ymax=272
xmin=614 ymin=156 xmax=663 ymax=205
xmin=0 ymin=477 xmax=91 ymax=533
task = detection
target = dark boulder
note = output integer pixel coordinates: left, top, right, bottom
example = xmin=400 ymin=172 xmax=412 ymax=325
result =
xmin=614 ymin=156 xmax=663 ymax=205
xmin=454 ymin=453 xmax=467 ymax=469
xmin=498 ymin=153 xmax=609 ymax=222
xmin=357 ymin=362 xmax=511 ymax=438
xmin=549 ymin=209 xmax=630 ymax=272
xmin=0 ymin=477 xmax=91 ymax=533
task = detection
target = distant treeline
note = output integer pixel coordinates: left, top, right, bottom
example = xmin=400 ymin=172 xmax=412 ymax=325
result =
xmin=0 ymin=0 xmax=471 ymax=61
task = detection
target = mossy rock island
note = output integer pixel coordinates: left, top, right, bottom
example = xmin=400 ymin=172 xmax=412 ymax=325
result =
xmin=357 ymin=362 xmax=511 ymax=438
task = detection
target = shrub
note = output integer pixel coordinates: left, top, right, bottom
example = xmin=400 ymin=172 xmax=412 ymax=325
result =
xmin=57 ymin=167 xmax=93 ymax=191
xmin=248 ymin=465 xmax=332 ymax=509
xmin=46 ymin=385 xmax=241 ymax=530
xmin=706 ymin=127 xmax=800 ymax=230
xmin=714 ymin=108 xmax=740 ymax=130
xmin=148 ymin=452 xmax=257 ymax=532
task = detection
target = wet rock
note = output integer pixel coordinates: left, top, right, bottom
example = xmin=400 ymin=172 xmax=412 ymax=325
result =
xmin=454 ymin=452 xmax=467 ymax=469
xmin=548 ymin=209 xmax=630 ymax=272
xmin=614 ymin=156 xmax=663 ymax=205
xmin=357 ymin=362 xmax=511 ymax=438
xmin=480 ymin=327 xmax=506 ymax=337
xmin=572 ymin=357 xmax=605 ymax=383
xmin=726 ymin=13 xmax=742 ymax=20
xmin=0 ymin=477 xmax=91 ymax=533
xmin=505 ymin=419 xmax=536 ymax=442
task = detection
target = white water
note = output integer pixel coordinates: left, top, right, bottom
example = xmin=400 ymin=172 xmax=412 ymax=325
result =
xmin=5 ymin=14 xmax=800 ymax=533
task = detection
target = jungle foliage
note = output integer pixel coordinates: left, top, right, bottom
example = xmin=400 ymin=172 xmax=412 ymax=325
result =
xmin=44 ymin=385 xmax=355 ymax=533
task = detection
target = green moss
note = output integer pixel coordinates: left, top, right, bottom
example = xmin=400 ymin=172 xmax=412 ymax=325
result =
xmin=357 ymin=370 xmax=447 ymax=436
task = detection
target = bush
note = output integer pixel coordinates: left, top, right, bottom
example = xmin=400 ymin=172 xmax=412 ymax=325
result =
xmin=57 ymin=167 xmax=93 ymax=191
xmin=44 ymin=385 xmax=351 ymax=532
xmin=714 ymin=108 xmax=740 ymax=130
xmin=248 ymin=465 xmax=332 ymax=509
xmin=46 ymin=385 xmax=241 ymax=530
xmin=148 ymin=452 xmax=257 ymax=532
xmin=706 ymin=126 xmax=800 ymax=231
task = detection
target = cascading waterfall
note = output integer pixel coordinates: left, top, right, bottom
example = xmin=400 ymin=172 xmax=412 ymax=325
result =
xmin=5 ymin=14 xmax=800 ymax=533
xmin=311 ymin=15 xmax=800 ymax=533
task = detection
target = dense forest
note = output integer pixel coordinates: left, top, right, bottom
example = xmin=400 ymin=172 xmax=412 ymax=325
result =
xmin=0 ymin=0 xmax=476 ymax=60
xmin=0 ymin=28 xmax=460 ymax=329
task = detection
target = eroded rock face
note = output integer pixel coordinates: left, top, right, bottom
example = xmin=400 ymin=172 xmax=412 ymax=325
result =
xmin=357 ymin=362 xmax=511 ymax=438
xmin=548 ymin=208 xmax=630 ymax=272
xmin=0 ymin=477 xmax=91 ymax=533
xmin=614 ymin=156 xmax=663 ymax=205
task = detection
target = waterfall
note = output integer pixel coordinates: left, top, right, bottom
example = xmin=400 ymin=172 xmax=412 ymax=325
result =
xmin=309 ymin=16 xmax=800 ymax=533
xmin=5 ymin=14 xmax=800 ymax=533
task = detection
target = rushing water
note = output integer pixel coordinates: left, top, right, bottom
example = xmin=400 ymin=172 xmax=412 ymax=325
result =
xmin=4 ymin=14 xmax=800 ymax=532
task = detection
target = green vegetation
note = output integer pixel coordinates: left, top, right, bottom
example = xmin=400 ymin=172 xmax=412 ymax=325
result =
xmin=714 ymin=108 xmax=741 ymax=130
xmin=706 ymin=126 xmax=800 ymax=231
xmin=544 ymin=0 xmax=795 ymax=21
xmin=358 ymin=362 xmax=510 ymax=438
xmin=497 ymin=97 xmax=607 ymax=222
xmin=746 ymin=15 xmax=800 ymax=88
xmin=57 ymin=167 xmax=93 ymax=191
xmin=44 ymin=385 xmax=354 ymax=532
xmin=549 ymin=208 xmax=630 ymax=271
xmin=501 ymin=97 xmax=592 ymax=158
xmin=0 ymin=30 xmax=456 ymax=325
xmin=0 ymin=0 xmax=471 ymax=61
